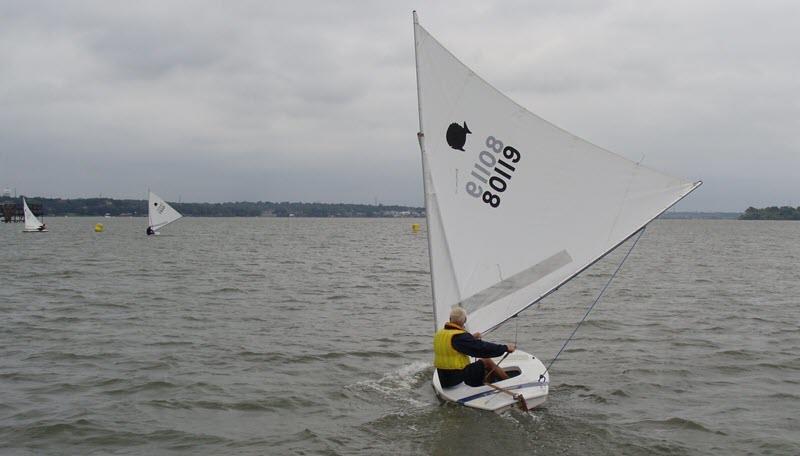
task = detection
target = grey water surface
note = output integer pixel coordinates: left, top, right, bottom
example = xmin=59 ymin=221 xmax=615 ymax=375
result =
xmin=1 ymin=218 xmax=798 ymax=455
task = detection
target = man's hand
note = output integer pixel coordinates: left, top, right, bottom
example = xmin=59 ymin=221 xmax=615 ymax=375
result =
xmin=472 ymin=332 xmax=482 ymax=339
xmin=506 ymin=343 xmax=516 ymax=353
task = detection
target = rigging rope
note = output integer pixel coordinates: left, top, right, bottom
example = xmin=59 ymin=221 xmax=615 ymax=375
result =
xmin=514 ymin=313 xmax=519 ymax=346
xmin=539 ymin=226 xmax=647 ymax=382
xmin=483 ymin=314 xmax=518 ymax=384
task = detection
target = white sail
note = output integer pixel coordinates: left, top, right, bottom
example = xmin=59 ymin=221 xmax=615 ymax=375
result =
xmin=148 ymin=191 xmax=182 ymax=231
xmin=22 ymin=197 xmax=44 ymax=231
xmin=413 ymin=15 xmax=700 ymax=334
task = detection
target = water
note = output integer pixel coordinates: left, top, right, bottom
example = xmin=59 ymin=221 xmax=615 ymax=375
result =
xmin=1 ymin=218 xmax=798 ymax=455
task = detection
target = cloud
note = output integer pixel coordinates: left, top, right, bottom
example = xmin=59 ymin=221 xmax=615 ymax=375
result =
xmin=0 ymin=1 xmax=798 ymax=210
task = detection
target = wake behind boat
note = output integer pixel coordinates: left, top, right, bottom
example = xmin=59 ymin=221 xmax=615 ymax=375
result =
xmin=22 ymin=197 xmax=47 ymax=233
xmin=147 ymin=191 xmax=182 ymax=236
xmin=412 ymin=12 xmax=700 ymax=412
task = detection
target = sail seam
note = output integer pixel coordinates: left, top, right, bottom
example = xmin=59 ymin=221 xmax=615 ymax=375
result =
xmin=607 ymin=159 xmax=642 ymax=243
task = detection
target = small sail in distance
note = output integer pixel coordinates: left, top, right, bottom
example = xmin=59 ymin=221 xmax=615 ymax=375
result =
xmin=147 ymin=191 xmax=183 ymax=234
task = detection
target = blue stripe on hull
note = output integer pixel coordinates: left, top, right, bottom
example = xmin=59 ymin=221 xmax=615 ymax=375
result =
xmin=456 ymin=381 xmax=549 ymax=404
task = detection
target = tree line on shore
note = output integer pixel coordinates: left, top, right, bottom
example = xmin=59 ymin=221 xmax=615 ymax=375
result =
xmin=740 ymin=206 xmax=800 ymax=220
xmin=0 ymin=196 xmax=424 ymax=218
xmin=6 ymin=196 xmax=797 ymax=220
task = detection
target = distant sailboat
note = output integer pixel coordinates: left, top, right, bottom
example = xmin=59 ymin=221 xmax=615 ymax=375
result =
xmin=22 ymin=197 xmax=47 ymax=233
xmin=147 ymin=191 xmax=182 ymax=235
xmin=412 ymin=12 xmax=700 ymax=412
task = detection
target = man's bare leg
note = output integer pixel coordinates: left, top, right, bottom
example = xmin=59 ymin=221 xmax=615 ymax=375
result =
xmin=480 ymin=358 xmax=509 ymax=383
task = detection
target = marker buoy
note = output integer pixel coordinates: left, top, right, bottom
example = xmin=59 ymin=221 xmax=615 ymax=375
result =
xmin=411 ymin=223 xmax=420 ymax=233
xmin=94 ymin=223 xmax=104 ymax=233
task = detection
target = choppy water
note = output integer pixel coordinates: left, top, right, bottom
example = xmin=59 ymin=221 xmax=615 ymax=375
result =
xmin=1 ymin=218 xmax=798 ymax=455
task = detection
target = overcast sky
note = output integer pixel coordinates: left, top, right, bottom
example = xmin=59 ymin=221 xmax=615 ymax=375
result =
xmin=1 ymin=1 xmax=798 ymax=211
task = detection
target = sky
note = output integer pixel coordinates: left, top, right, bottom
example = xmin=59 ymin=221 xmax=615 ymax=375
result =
xmin=1 ymin=1 xmax=798 ymax=211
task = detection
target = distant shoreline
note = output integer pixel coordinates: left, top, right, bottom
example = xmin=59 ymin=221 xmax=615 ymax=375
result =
xmin=2 ymin=196 xmax=748 ymax=219
xmin=0 ymin=196 xmax=425 ymax=218
xmin=658 ymin=211 xmax=741 ymax=220
xmin=739 ymin=206 xmax=800 ymax=220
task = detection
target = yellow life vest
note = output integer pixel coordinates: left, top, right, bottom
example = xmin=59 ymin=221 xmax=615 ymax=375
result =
xmin=433 ymin=325 xmax=470 ymax=370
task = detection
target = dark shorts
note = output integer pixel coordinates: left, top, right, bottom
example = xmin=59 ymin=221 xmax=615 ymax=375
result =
xmin=438 ymin=360 xmax=486 ymax=388
xmin=462 ymin=360 xmax=487 ymax=387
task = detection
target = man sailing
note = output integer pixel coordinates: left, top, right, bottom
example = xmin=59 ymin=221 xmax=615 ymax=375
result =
xmin=434 ymin=306 xmax=516 ymax=388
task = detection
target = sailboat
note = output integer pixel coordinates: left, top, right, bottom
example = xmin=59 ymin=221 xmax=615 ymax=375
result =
xmin=147 ymin=191 xmax=182 ymax=235
xmin=22 ymin=197 xmax=47 ymax=232
xmin=412 ymin=12 xmax=700 ymax=412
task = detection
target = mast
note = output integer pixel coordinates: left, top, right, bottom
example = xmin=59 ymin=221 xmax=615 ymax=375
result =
xmin=413 ymin=11 xmax=424 ymax=135
xmin=413 ymin=11 xmax=440 ymax=331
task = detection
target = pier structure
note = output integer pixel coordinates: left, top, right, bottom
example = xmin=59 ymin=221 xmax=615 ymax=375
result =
xmin=2 ymin=202 xmax=43 ymax=223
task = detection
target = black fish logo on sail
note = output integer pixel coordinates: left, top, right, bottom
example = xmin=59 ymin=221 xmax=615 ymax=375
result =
xmin=446 ymin=122 xmax=471 ymax=151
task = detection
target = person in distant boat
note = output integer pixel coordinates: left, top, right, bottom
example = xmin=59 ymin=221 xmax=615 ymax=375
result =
xmin=38 ymin=223 xmax=46 ymax=232
xmin=434 ymin=306 xmax=515 ymax=388
xmin=146 ymin=226 xmax=154 ymax=236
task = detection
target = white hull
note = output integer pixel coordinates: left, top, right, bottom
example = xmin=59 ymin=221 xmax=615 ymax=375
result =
xmin=432 ymin=350 xmax=549 ymax=413
xmin=23 ymin=229 xmax=48 ymax=233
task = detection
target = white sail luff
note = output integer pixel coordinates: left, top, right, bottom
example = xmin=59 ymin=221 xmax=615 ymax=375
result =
xmin=417 ymin=138 xmax=441 ymax=330
xmin=414 ymin=19 xmax=701 ymax=335
xmin=421 ymin=146 xmax=465 ymax=330
xmin=413 ymin=11 xmax=423 ymax=134
xmin=416 ymin=14 xmax=467 ymax=331
xmin=414 ymin=12 xmax=439 ymax=330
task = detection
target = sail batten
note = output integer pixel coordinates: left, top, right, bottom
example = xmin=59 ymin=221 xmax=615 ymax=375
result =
xmin=460 ymin=249 xmax=573 ymax=314
xmin=413 ymin=17 xmax=700 ymax=334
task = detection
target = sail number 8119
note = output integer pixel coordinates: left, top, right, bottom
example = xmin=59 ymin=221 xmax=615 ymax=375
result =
xmin=465 ymin=136 xmax=521 ymax=208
